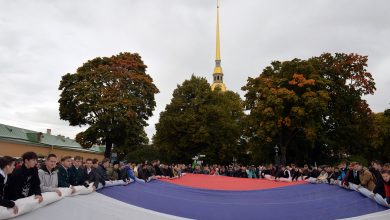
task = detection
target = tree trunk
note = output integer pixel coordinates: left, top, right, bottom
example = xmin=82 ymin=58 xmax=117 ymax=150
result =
xmin=104 ymin=139 xmax=112 ymax=159
xmin=281 ymin=145 xmax=287 ymax=165
xmin=279 ymin=126 xmax=287 ymax=165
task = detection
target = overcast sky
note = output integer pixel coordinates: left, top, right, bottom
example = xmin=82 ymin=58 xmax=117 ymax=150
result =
xmin=0 ymin=0 xmax=389 ymax=140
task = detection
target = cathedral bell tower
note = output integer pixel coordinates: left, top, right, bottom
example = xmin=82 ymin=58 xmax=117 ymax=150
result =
xmin=211 ymin=0 xmax=227 ymax=92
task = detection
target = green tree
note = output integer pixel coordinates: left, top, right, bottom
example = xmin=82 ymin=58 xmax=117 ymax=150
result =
xmin=369 ymin=110 xmax=390 ymax=161
xmin=242 ymin=53 xmax=376 ymax=165
xmin=125 ymin=144 xmax=160 ymax=164
xmin=58 ymin=52 xmax=159 ymax=158
xmin=153 ymin=75 xmax=245 ymax=164
xmin=242 ymin=59 xmax=330 ymax=165
xmin=309 ymin=53 xmax=375 ymax=162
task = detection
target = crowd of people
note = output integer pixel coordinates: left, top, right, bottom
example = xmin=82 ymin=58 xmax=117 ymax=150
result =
xmin=0 ymin=152 xmax=190 ymax=215
xmin=0 ymin=151 xmax=389 ymax=216
xmin=185 ymin=161 xmax=390 ymax=204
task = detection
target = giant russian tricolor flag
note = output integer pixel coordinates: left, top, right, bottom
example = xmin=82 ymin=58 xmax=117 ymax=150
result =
xmin=8 ymin=174 xmax=390 ymax=220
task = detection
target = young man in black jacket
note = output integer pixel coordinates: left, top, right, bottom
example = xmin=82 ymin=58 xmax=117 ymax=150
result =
xmin=348 ymin=162 xmax=361 ymax=185
xmin=5 ymin=152 xmax=43 ymax=203
xmin=371 ymin=160 xmax=385 ymax=198
xmin=342 ymin=162 xmax=361 ymax=186
xmin=57 ymin=156 xmax=73 ymax=188
xmin=93 ymin=158 xmax=109 ymax=187
xmin=238 ymin=166 xmax=248 ymax=178
xmin=137 ymin=164 xmax=149 ymax=182
xmin=82 ymin=158 xmax=100 ymax=190
xmin=69 ymin=156 xmax=84 ymax=186
xmin=153 ymin=160 xmax=163 ymax=178
xmin=0 ymin=156 xmax=18 ymax=214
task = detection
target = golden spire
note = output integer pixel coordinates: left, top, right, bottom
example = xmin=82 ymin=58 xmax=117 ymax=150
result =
xmin=211 ymin=0 xmax=226 ymax=92
xmin=216 ymin=0 xmax=221 ymax=61
xmin=213 ymin=0 xmax=223 ymax=75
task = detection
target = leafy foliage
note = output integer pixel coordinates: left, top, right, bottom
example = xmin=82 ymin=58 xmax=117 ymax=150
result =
xmin=309 ymin=53 xmax=375 ymax=161
xmin=242 ymin=58 xmax=330 ymax=164
xmin=242 ymin=53 xmax=376 ymax=165
xmin=59 ymin=52 xmax=159 ymax=158
xmin=153 ymin=75 xmax=245 ymax=164
xmin=125 ymin=145 xmax=160 ymax=164
xmin=369 ymin=110 xmax=390 ymax=162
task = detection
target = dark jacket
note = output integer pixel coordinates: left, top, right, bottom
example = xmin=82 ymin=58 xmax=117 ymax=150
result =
xmin=69 ymin=165 xmax=84 ymax=186
xmin=275 ymin=169 xmax=284 ymax=178
xmin=138 ymin=166 xmax=152 ymax=181
xmin=162 ymin=167 xmax=174 ymax=178
xmin=5 ymin=164 xmax=41 ymax=201
xmin=154 ymin=165 xmax=163 ymax=176
xmin=120 ymin=167 xmax=130 ymax=181
xmin=290 ymin=169 xmax=296 ymax=178
xmin=372 ymin=169 xmax=385 ymax=198
xmin=283 ymin=170 xmax=291 ymax=178
xmin=96 ymin=165 xmax=108 ymax=184
xmin=57 ymin=165 xmax=71 ymax=187
xmin=237 ymin=170 xmax=248 ymax=178
xmin=292 ymin=170 xmax=302 ymax=181
xmin=302 ymin=169 xmax=310 ymax=177
xmin=233 ymin=169 xmax=242 ymax=177
xmin=82 ymin=168 xmax=100 ymax=188
xmin=260 ymin=169 xmax=272 ymax=178
xmin=346 ymin=170 xmax=361 ymax=185
xmin=309 ymin=169 xmax=320 ymax=178
xmin=0 ymin=174 xmax=15 ymax=208
xmin=148 ymin=166 xmax=156 ymax=176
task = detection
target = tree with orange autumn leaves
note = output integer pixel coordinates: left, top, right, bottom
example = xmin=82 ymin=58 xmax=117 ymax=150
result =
xmin=309 ymin=53 xmax=375 ymax=163
xmin=58 ymin=52 xmax=159 ymax=158
xmin=243 ymin=58 xmax=330 ymax=164
xmin=243 ymin=53 xmax=376 ymax=165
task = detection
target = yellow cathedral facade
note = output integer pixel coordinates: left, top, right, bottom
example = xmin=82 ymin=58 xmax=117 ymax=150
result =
xmin=210 ymin=1 xmax=227 ymax=92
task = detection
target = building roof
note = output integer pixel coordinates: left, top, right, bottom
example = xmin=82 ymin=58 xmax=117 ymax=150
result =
xmin=0 ymin=123 xmax=105 ymax=154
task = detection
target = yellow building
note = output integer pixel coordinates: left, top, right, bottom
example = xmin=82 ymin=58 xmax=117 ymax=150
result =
xmin=0 ymin=123 xmax=105 ymax=160
xmin=211 ymin=0 xmax=227 ymax=92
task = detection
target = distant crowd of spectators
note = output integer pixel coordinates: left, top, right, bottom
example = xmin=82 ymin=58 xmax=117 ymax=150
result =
xmin=185 ymin=161 xmax=390 ymax=204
